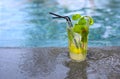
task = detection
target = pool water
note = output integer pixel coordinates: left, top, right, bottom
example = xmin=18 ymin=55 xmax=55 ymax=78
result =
xmin=0 ymin=0 xmax=120 ymax=47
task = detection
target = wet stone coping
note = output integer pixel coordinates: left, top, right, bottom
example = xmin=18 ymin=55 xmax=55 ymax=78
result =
xmin=0 ymin=46 xmax=120 ymax=79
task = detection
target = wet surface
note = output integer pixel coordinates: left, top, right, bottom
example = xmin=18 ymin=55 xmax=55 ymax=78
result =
xmin=0 ymin=47 xmax=120 ymax=79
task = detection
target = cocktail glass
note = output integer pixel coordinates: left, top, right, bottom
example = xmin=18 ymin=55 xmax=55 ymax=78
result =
xmin=67 ymin=24 xmax=89 ymax=62
xmin=49 ymin=12 xmax=93 ymax=62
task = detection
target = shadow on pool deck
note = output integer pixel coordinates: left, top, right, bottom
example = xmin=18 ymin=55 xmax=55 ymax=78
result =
xmin=0 ymin=46 xmax=120 ymax=79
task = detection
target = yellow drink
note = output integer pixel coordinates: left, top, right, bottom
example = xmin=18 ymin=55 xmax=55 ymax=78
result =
xmin=67 ymin=28 xmax=88 ymax=62
xmin=69 ymin=43 xmax=86 ymax=61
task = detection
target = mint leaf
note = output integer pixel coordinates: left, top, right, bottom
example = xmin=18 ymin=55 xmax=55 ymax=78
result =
xmin=73 ymin=24 xmax=81 ymax=33
xmin=72 ymin=14 xmax=81 ymax=20
xmin=78 ymin=17 xmax=86 ymax=25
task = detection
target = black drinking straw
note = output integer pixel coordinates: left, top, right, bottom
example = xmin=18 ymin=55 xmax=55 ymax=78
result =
xmin=49 ymin=12 xmax=79 ymax=48
xmin=49 ymin=12 xmax=73 ymax=27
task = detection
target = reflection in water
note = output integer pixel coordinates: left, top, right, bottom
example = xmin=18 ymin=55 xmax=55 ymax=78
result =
xmin=65 ymin=61 xmax=88 ymax=79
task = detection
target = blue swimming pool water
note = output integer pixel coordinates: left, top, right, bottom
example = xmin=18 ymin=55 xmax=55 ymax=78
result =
xmin=0 ymin=0 xmax=120 ymax=47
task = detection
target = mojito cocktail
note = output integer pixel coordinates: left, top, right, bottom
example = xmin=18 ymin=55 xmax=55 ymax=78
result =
xmin=49 ymin=12 xmax=94 ymax=62
xmin=67 ymin=14 xmax=94 ymax=62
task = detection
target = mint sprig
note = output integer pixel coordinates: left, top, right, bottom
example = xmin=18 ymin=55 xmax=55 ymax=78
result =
xmin=72 ymin=14 xmax=94 ymax=43
xmin=72 ymin=14 xmax=94 ymax=34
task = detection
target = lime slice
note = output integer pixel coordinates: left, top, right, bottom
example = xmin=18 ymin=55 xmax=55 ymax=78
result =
xmin=84 ymin=16 xmax=94 ymax=25
xmin=89 ymin=16 xmax=94 ymax=25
